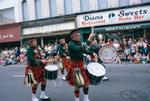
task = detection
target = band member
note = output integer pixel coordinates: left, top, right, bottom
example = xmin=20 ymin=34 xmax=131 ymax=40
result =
xmin=57 ymin=38 xmax=70 ymax=80
xmin=86 ymin=39 xmax=99 ymax=62
xmin=67 ymin=29 xmax=96 ymax=101
xmin=87 ymin=39 xmax=109 ymax=81
xmin=98 ymin=35 xmax=110 ymax=81
xmin=24 ymin=39 xmax=50 ymax=101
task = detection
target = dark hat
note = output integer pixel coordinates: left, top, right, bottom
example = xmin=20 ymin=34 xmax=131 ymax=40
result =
xmin=69 ymin=29 xmax=80 ymax=38
xmin=58 ymin=37 xmax=65 ymax=41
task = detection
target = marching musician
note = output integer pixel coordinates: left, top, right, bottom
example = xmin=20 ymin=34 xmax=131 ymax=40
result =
xmin=57 ymin=38 xmax=70 ymax=80
xmin=24 ymin=39 xmax=50 ymax=101
xmin=86 ymin=39 xmax=99 ymax=62
xmin=98 ymin=36 xmax=110 ymax=81
xmin=67 ymin=29 xmax=96 ymax=101
xmin=87 ymin=39 xmax=109 ymax=81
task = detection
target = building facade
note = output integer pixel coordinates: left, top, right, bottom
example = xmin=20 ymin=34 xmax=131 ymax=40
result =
xmin=0 ymin=0 xmax=22 ymax=48
xmin=20 ymin=0 xmax=150 ymax=46
xmin=0 ymin=0 xmax=150 ymax=47
xmin=18 ymin=0 xmax=150 ymax=21
xmin=77 ymin=3 xmax=150 ymax=43
xmin=0 ymin=0 xmax=23 ymax=25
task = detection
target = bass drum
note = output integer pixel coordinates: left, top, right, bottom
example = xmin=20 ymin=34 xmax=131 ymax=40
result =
xmin=44 ymin=65 xmax=58 ymax=80
xmin=87 ymin=62 xmax=106 ymax=85
xmin=99 ymin=45 xmax=117 ymax=63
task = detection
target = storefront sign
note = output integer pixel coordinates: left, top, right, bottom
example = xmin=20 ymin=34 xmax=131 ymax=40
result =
xmin=105 ymin=24 xmax=141 ymax=31
xmin=22 ymin=22 xmax=75 ymax=35
xmin=77 ymin=5 xmax=150 ymax=28
xmin=0 ymin=23 xmax=21 ymax=43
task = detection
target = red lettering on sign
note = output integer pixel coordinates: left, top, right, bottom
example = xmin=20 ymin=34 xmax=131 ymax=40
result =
xmin=134 ymin=15 xmax=144 ymax=20
xmin=81 ymin=19 xmax=105 ymax=26
xmin=119 ymin=17 xmax=132 ymax=21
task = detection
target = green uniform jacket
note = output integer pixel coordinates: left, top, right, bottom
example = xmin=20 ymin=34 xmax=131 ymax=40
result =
xmin=26 ymin=47 xmax=42 ymax=66
xmin=68 ymin=40 xmax=92 ymax=61
xmin=87 ymin=45 xmax=100 ymax=55
xmin=57 ymin=44 xmax=68 ymax=57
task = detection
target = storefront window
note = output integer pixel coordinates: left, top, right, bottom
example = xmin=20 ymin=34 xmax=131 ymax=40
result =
xmin=105 ymin=33 xmax=122 ymax=41
xmin=95 ymin=29 xmax=145 ymax=43
xmin=146 ymin=29 xmax=150 ymax=44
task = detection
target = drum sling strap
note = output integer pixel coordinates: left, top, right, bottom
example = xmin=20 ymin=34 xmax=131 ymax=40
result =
xmin=73 ymin=68 xmax=85 ymax=87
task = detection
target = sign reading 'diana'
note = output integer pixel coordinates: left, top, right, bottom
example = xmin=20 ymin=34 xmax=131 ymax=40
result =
xmin=76 ymin=5 xmax=150 ymax=28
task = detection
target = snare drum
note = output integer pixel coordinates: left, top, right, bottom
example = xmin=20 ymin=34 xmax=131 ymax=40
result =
xmin=87 ymin=62 xmax=106 ymax=85
xmin=99 ymin=45 xmax=117 ymax=63
xmin=44 ymin=65 xmax=58 ymax=80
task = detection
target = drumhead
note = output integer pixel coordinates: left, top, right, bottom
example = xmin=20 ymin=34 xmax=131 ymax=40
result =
xmin=45 ymin=65 xmax=58 ymax=71
xmin=87 ymin=62 xmax=106 ymax=77
xmin=99 ymin=45 xmax=117 ymax=63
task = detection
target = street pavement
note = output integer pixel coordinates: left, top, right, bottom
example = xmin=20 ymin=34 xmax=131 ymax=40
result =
xmin=0 ymin=63 xmax=150 ymax=101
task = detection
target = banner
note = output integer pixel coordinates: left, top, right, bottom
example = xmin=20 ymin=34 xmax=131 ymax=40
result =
xmin=77 ymin=5 xmax=150 ymax=28
xmin=0 ymin=23 xmax=20 ymax=43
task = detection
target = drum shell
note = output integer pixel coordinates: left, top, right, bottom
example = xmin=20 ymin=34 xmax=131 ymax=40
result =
xmin=44 ymin=69 xmax=58 ymax=80
xmin=87 ymin=70 xmax=104 ymax=85
xmin=86 ymin=63 xmax=106 ymax=85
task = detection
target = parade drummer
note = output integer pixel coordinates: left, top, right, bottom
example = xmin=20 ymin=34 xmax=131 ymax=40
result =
xmin=57 ymin=38 xmax=70 ymax=80
xmin=67 ymin=29 xmax=96 ymax=101
xmin=24 ymin=39 xmax=50 ymax=101
xmin=86 ymin=39 xmax=99 ymax=62
xmin=86 ymin=39 xmax=109 ymax=81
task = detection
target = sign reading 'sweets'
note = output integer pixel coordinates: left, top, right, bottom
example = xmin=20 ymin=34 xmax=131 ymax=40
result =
xmin=77 ymin=5 xmax=150 ymax=28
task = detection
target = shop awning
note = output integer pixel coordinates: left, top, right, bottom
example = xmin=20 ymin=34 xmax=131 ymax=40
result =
xmin=94 ymin=22 xmax=150 ymax=32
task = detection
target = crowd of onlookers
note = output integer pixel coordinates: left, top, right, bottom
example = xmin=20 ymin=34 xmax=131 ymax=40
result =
xmin=0 ymin=46 xmax=27 ymax=66
xmin=108 ymin=37 xmax=150 ymax=64
xmin=0 ymin=37 xmax=150 ymax=66
xmin=0 ymin=43 xmax=58 ymax=66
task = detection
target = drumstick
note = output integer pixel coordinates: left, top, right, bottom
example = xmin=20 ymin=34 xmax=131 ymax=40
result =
xmin=91 ymin=26 xmax=94 ymax=34
xmin=91 ymin=26 xmax=96 ymax=41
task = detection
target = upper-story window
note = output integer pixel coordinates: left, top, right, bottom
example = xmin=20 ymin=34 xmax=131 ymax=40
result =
xmin=142 ymin=0 xmax=150 ymax=3
xmin=98 ymin=0 xmax=108 ymax=9
xmin=119 ymin=0 xmax=129 ymax=7
xmin=0 ymin=8 xmax=15 ymax=25
xmin=64 ymin=0 xmax=72 ymax=15
xmin=49 ymin=0 xmax=57 ymax=17
xmin=35 ymin=0 xmax=42 ymax=19
xmin=129 ymin=0 xmax=141 ymax=5
xmin=107 ymin=0 xmax=119 ymax=8
xmin=22 ymin=0 xmax=29 ymax=21
xmin=80 ymin=0 xmax=90 ymax=12
xmin=72 ymin=0 xmax=81 ymax=13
